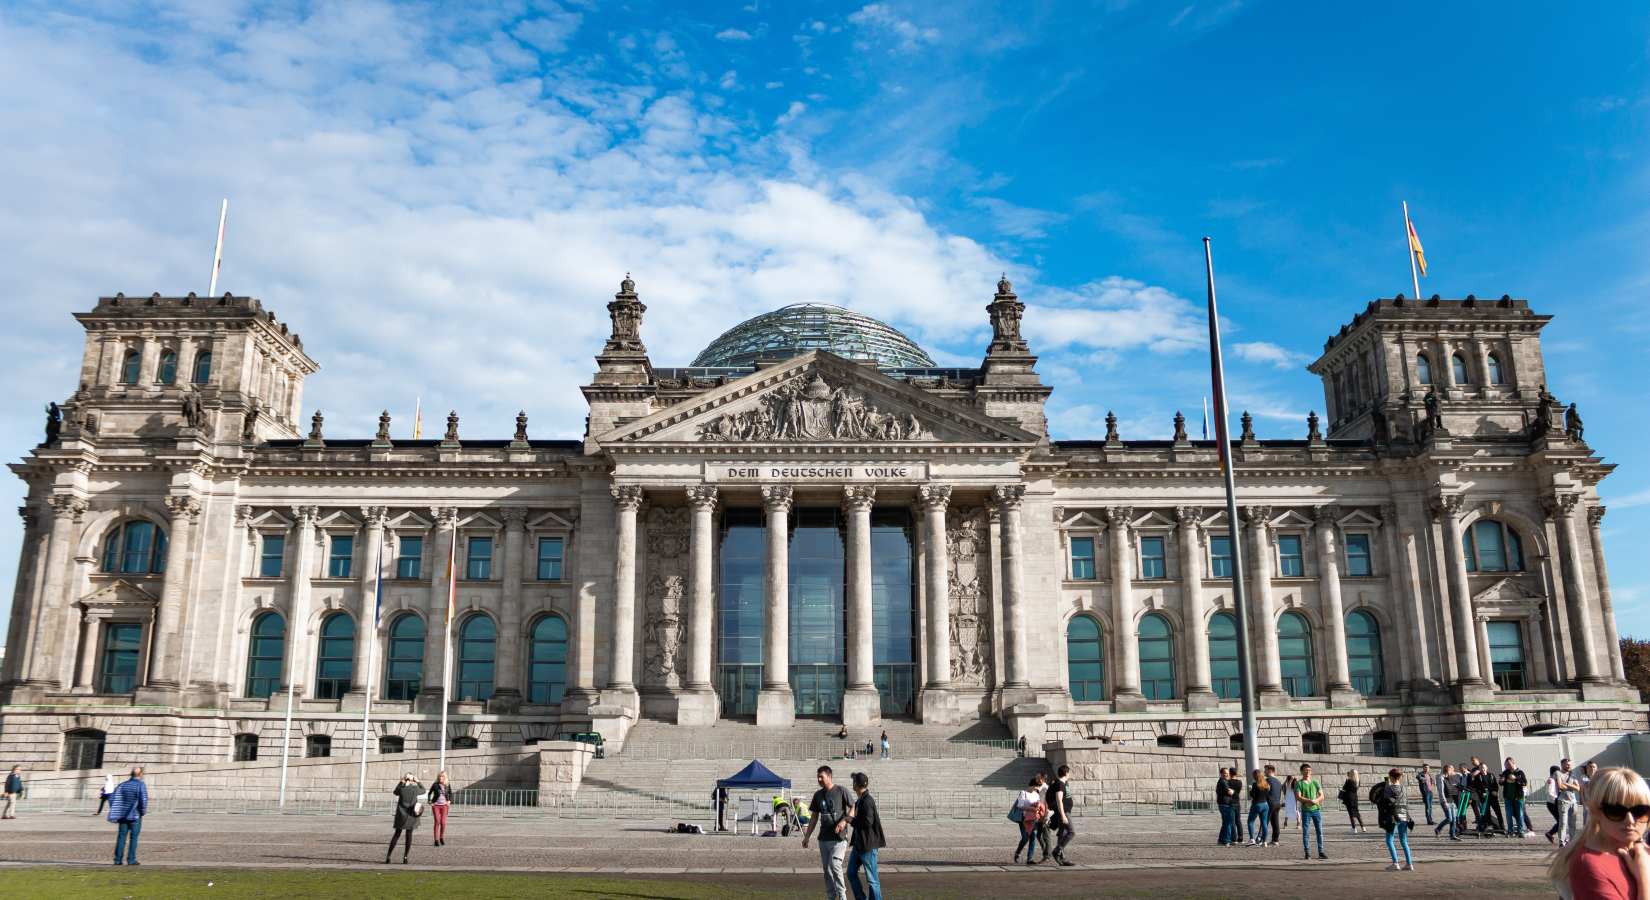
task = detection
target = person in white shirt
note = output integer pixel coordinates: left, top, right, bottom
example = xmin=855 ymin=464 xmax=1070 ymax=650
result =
xmin=94 ymin=772 xmax=117 ymax=817
xmin=1554 ymin=759 xmax=1584 ymax=846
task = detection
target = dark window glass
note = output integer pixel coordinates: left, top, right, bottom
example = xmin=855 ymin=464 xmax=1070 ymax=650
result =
xmin=1372 ymin=730 xmax=1398 ymax=757
xmin=528 ymin=616 xmax=568 ymax=705
xmin=451 ymin=736 xmax=479 ymax=750
xmin=103 ymin=521 xmax=168 ymax=575
xmin=1465 ymin=520 xmax=1524 ymax=573
xmin=1209 ymin=612 xmax=1240 ymax=699
xmin=1139 ymin=536 xmax=1166 ymax=579
xmin=1301 ymin=732 xmax=1329 ymax=754
xmin=1344 ymin=533 xmax=1372 ymax=577
xmin=717 ymin=508 xmax=765 ymax=717
xmin=1277 ymin=534 xmax=1304 ymax=577
xmin=157 ymin=349 xmax=178 ymax=384
xmin=314 ymin=614 xmax=354 ymax=699
xmin=384 ymin=614 xmax=425 ymax=700
xmin=536 ymin=536 xmax=564 ymax=581
xmin=1487 ymin=353 xmax=1505 ymax=385
xmin=1069 ymin=536 xmax=1096 ymax=580
xmin=466 ymin=536 xmax=493 ymax=580
xmin=1488 ymin=620 xmax=1526 ymax=690
xmin=62 ymin=729 xmax=106 ymax=770
xmin=870 ymin=509 xmax=916 ymax=717
xmin=1278 ymin=612 xmax=1315 ymax=697
xmin=789 ymin=507 xmax=845 ymax=718
xmin=192 ymin=350 xmax=213 ymax=384
xmin=1452 ymin=354 xmax=1470 ymax=385
xmin=233 ymin=733 xmax=259 ymax=761
xmin=259 ymin=534 xmax=285 ymax=578
xmin=120 ymin=351 xmax=141 ymax=384
xmin=328 ymin=535 xmax=354 ymax=578
xmin=379 ymin=735 xmax=405 ymax=754
xmin=1415 ymin=354 xmax=1431 ymax=385
xmin=1156 ymin=735 xmax=1184 ymax=748
xmin=1346 ymin=610 xmax=1384 ymax=696
xmin=1209 ymin=535 xmax=1233 ymax=578
xmin=1229 ymin=733 xmax=1245 ymax=751
xmin=1138 ymin=613 xmax=1176 ymax=700
xmin=396 ymin=536 xmax=422 ymax=580
xmin=457 ymin=615 xmax=496 ymax=701
xmin=305 ymin=734 xmax=331 ymax=758
xmin=98 ymin=622 xmax=143 ymax=693
xmin=245 ymin=612 xmax=285 ymax=698
xmin=1066 ymin=615 xmax=1105 ymax=702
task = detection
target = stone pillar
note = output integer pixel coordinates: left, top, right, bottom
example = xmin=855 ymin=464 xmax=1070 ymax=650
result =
xmin=283 ymin=506 xmax=319 ymax=699
xmin=1177 ymin=506 xmax=1217 ymax=709
xmin=490 ymin=506 xmax=527 ymax=713
xmin=1314 ymin=507 xmax=1358 ymax=706
xmin=678 ymin=485 xmax=720 ymax=726
xmin=1382 ymin=503 xmax=1436 ymax=690
xmin=1243 ymin=506 xmax=1287 ymax=705
xmin=918 ymin=483 xmax=958 ymax=724
xmin=18 ymin=496 xmax=85 ymax=689
xmin=73 ymin=613 xmax=102 ymax=692
xmin=1106 ymin=506 xmax=1145 ymax=710
xmin=1586 ymin=507 xmax=1626 ymax=682
xmin=348 ymin=506 xmax=386 ymax=708
xmin=1549 ymin=493 xmax=1603 ymax=684
xmin=842 ymin=485 xmax=880 ymax=726
xmin=757 ymin=485 xmax=794 ymax=727
xmin=1433 ymin=496 xmax=1485 ymax=690
xmin=992 ymin=485 xmax=1033 ymax=706
xmin=1475 ymin=614 xmax=1494 ymax=687
xmin=1528 ymin=611 xmax=1553 ymax=687
xmin=146 ymin=495 xmax=200 ymax=691
xmin=605 ymin=486 xmax=643 ymax=711
xmin=416 ymin=508 xmax=456 ymax=712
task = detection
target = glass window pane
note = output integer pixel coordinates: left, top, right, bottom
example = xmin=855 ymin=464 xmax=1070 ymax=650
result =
xmin=1066 ymin=615 xmax=1105 ymax=702
xmin=121 ymin=521 xmax=155 ymax=574
xmin=329 ymin=535 xmax=354 ymax=578
xmin=103 ymin=530 xmax=120 ymax=572
xmin=1344 ymin=534 xmax=1372 ymax=577
xmin=1487 ymin=354 xmax=1504 ymax=385
xmin=157 ymin=350 xmax=177 ymax=384
xmin=1069 ymin=536 xmax=1095 ymax=580
xmin=458 ymin=615 xmax=495 ymax=701
xmin=467 ymin=537 xmax=493 ymax=580
xmin=1453 ymin=354 xmax=1470 ymax=384
xmin=1277 ymin=535 xmax=1303 ymax=577
xmin=1210 ymin=535 xmax=1232 ymax=578
xmin=1416 ymin=354 xmax=1431 ymax=385
xmin=396 ymin=536 xmax=423 ymax=579
xmin=537 ymin=537 xmax=564 ymax=580
xmin=1473 ymin=521 xmax=1506 ymax=572
xmin=1139 ymin=536 xmax=1166 ymax=579
xmin=121 ymin=351 xmax=141 ymax=384
xmin=530 ymin=616 xmax=569 ymax=704
xmin=1278 ymin=612 xmax=1314 ymax=696
xmin=192 ymin=351 xmax=212 ymax=384
xmin=259 ymin=534 xmax=285 ymax=578
xmin=1137 ymin=614 xmax=1175 ymax=699
xmin=245 ymin=613 xmax=285 ymax=698
xmin=1506 ymin=527 xmax=1524 ymax=572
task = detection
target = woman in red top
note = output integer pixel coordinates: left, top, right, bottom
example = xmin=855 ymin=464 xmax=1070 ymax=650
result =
xmin=1548 ymin=767 xmax=1650 ymax=900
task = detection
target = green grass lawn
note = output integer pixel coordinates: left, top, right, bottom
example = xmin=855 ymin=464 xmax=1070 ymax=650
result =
xmin=3 ymin=867 xmax=794 ymax=899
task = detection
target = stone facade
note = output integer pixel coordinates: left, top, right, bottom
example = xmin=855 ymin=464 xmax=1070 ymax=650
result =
xmin=3 ymin=280 xmax=1643 ymax=774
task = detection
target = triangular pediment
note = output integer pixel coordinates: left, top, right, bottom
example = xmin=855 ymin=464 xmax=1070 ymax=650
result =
xmin=1472 ymin=576 xmax=1540 ymax=604
xmin=599 ymin=352 xmax=1038 ymax=447
xmin=80 ymin=578 xmax=160 ymax=611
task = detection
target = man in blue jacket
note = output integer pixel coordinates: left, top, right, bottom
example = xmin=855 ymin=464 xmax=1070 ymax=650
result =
xmin=107 ymin=767 xmax=148 ymax=865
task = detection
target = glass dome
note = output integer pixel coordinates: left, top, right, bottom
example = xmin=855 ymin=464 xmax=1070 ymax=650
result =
xmin=690 ymin=303 xmax=935 ymax=369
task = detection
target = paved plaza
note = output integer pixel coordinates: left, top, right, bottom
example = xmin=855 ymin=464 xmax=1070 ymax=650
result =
xmin=1 ymin=808 xmax=1561 ymax=897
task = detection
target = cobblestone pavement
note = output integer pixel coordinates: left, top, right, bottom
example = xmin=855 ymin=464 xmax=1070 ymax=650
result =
xmin=0 ymin=810 xmax=1559 ymax=896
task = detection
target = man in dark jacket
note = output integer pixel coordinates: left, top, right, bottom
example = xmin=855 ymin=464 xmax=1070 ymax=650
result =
xmin=1501 ymin=757 xmax=1528 ymax=838
xmin=1216 ymin=767 xmax=1239 ymax=846
xmin=846 ymin=772 xmax=886 ymax=900
xmin=1417 ymin=763 xmax=1435 ymax=825
xmin=1434 ymin=764 xmax=1463 ymax=841
xmin=2 ymin=765 xmax=22 ymax=819
xmin=1264 ymin=765 xmax=1287 ymax=845
xmin=107 ymin=767 xmax=148 ymax=865
xmin=1048 ymin=764 xmax=1076 ymax=865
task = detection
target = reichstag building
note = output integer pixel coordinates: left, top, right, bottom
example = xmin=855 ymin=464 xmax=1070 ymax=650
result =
xmin=2 ymin=276 xmax=1641 ymax=769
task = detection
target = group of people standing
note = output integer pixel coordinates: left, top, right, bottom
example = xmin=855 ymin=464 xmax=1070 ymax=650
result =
xmin=1010 ymin=764 xmax=1078 ymax=867
xmin=384 ymin=771 xmax=455 ymax=864
xmin=1421 ymin=756 xmax=1542 ymax=840
xmin=1216 ymin=762 xmax=1418 ymax=869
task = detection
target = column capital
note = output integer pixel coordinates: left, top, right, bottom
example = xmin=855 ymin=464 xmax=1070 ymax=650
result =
xmin=917 ymin=483 xmax=951 ymax=511
xmin=429 ymin=506 xmax=459 ymax=529
xmin=1379 ymin=501 xmax=1399 ymax=525
xmin=18 ymin=504 xmax=39 ymax=530
xmin=1104 ymin=505 xmax=1132 ymax=527
xmin=1429 ymin=494 xmax=1465 ymax=519
xmin=1174 ymin=505 xmax=1201 ymax=527
xmin=1587 ymin=505 xmax=1606 ymax=528
xmin=164 ymin=495 xmax=202 ymax=521
xmin=611 ymin=485 xmax=645 ymax=512
xmin=49 ymin=494 xmax=90 ymax=521
xmin=360 ymin=506 xmax=390 ymax=527
xmin=989 ymin=484 xmax=1025 ymax=510
xmin=687 ymin=484 xmax=720 ymax=512
xmin=1313 ymin=505 xmax=1340 ymax=528
xmin=235 ymin=504 xmax=256 ymax=525
xmin=290 ymin=504 xmax=320 ymax=526
xmin=500 ymin=506 xmax=529 ymax=529
xmin=1241 ymin=505 xmax=1272 ymax=527
xmin=841 ymin=485 xmax=877 ymax=513
xmin=761 ymin=484 xmax=793 ymax=513
xmin=1542 ymin=492 xmax=1581 ymax=518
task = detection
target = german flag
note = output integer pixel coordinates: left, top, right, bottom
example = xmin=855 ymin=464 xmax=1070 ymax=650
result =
xmin=1407 ymin=216 xmax=1428 ymax=277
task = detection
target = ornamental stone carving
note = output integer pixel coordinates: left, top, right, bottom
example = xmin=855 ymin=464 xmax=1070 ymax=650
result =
xmin=842 ymin=485 xmax=877 ymax=512
xmin=989 ymin=484 xmax=1025 ymax=510
xmin=698 ymin=370 xmax=931 ymax=442
xmin=918 ymin=483 xmax=951 ymax=511
xmin=642 ymin=506 xmax=690 ymax=687
xmin=761 ymin=485 xmax=793 ymax=513
xmin=686 ymin=485 xmax=720 ymax=512
xmin=947 ymin=505 xmax=993 ymax=688
xmin=612 ymin=485 xmax=645 ymax=511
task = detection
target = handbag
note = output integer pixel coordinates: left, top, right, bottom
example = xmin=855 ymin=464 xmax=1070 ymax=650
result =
xmin=1007 ymin=803 xmax=1024 ymax=823
xmin=412 ymin=799 xmax=425 ymax=817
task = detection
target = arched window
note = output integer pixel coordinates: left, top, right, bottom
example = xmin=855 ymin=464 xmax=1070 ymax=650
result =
xmin=1415 ymin=353 xmax=1432 ymax=385
xmin=157 ymin=349 xmax=178 ymax=384
xmin=457 ymin=615 xmax=496 ymax=701
xmin=245 ymin=612 xmax=285 ymax=698
xmin=1372 ymin=730 xmax=1399 ymax=757
xmin=1452 ymin=353 xmax=1470 ymax=385
xmin=1463 ymin=519 xmax=1525 ymax=573
xmin=379 ymin=735 xmax=405 ymax=754
xmin=1066 ymin=615 xmax=1105 ymax=702
xmin=1208 ymin=612 xmax=1241 ymax=700
xmin=191 ymin=350 xmax=213 ymax=384
xmin=450 ymin=735 xmax=479 ymax=750
xmin=1345 ymin=610 xmax=1384 ymax=696
xmin=305 ymin=734 xmax=331 ymax=758
xmin=1278 ymin=612 xmax=1315 ymax=697
xmin=314 ymin=613 xmax=354 ymax=700
xmin=233 ymin=733 xmax=259 ymax=761
xmin=1486 ymin=352 xmax=1505 ymax=385
xmin=528 ymin=616 xmax=569 ymax=705
xmin=119 ymin=350 xmax=141 ymax=384
xmin=1301 ymin=731 xmax=1329 ymax=754
xmin=62 ymin=728 xmax=106 ymax=770
xmin=101 ymin=520 xmax=168 ymax=575
xmin=1138 ymin=613 xmax=1176 ymax=700
xmin=384 ymin=614 xmax=424 ymax=700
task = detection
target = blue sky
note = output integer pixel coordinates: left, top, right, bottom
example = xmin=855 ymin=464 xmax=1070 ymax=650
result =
xmin=1 ymin=2 xmax=1648 ymax=636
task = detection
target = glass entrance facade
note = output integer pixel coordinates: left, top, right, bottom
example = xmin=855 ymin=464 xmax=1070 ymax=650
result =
xmin=871 ymin=509 xmax=916 ymax=716
xmin=717 ymin=508 xmax=765 ymax=717
xmin=789 ymin=508 xmax=845 ymax=717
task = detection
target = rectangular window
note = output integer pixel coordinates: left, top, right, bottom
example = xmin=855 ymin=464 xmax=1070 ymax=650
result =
xmin=327 ymin=534 xmax=354 ymax=578
xmin=258 ymin=534 xmax=285 ymax=578
xmin=1277 ymin=534 xmax=1304 ymax=577
xmin=466 ymin=536 xmax=494 ymax=580
xmin=1138 ymin=536 xmax=1166 ymax=579
xmin=395 ymin=536 xmax=423 ymax=580
xmin=1488 ymin=620 xmax=1527 ymax=691
xmin=1069 ymin=536 xmax=1096 ymax=580
xmin=537 ymin=536 xmax=564 ymax=581
xmin=1344 ymin=533 xmax=1373 ymax=577
xmin=98 ymin=622 xmax=143 ymax=694
xmin=1209 ymin=535 xmax=1233 ymax=578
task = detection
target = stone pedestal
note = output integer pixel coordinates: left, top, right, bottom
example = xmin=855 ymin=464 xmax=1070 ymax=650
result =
xmin=1452 ymin=680 xmax=1495 ymax=704
xmin=588 ymin=702 xmax=635 ymax=753
xmin=1185 ymin=688 xmax=1221 ymax=711
xmin=1328 ymin=686 xmax=1366 ymax=709
xmin=1003 ymin=702 xmax=1049 ymax=752
xmin=919 ymin=687 xmax=959 ymax=725
xmin=487 ymin=687 xmax=523 ymax=715
xmin=561 ymin=686 xmax=598 ymax=718
xmin=339 ymin=690 xmax=371 ymax=712
xmin=134 ymin=685 xmax=182 ymax=706
xmin=842 ymin=687 xmax=881 ymax=728
xmin=600 ymin=686 xmax=639 ymax=715
xmin=1257 ymin=689 xmax=1294 ymax=710
xmin=1112 ymin=690 xmax=1148 ymax=713
xmin=757 ymin=688 xmax=795 ymax=728
xmin=676 ymin=688 xmax=719 ymax=726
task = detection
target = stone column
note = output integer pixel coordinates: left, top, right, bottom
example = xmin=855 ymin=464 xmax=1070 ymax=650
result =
xmin=1314 ymin=507 xmax=1358 ymax=706
xmin=1528 ymin=611 xmax=1553 ymax=687
xmin=1382 ymin=503 xmax=1436 ymax=690
xmin=605 ymin=486 xmax=643 ymax=710
xmin=757 ymin=485 xmax=794 ymax=727
xmin=1106 ymin=506 xmax=1147 ymax=709
xmin=416 ymin=508 xmax=455 ymax=711
xmin=147 ymin=495 xmax=201 ymax=690
xmin=491 ymin=506 xmax=527 ymax=712
xmin=1243 ymin=506 xmax=1286 ymax=705
xmin=283 ymin=506 xmax=319 ymax=699
xmin=348 ymin=506 xmax=386 ymax=708
xmin=1549 ymin=493 xmax=1603 ymax=684
xmin=678 ymin=485 xmax=720 ymax=725
xmin=1475 ymin=614 xmax=1495 ymax=687
xmin=842 ymin=485 xmax=880 ymax=726
xmin=992 ymin=485 xmax=1032 ymax=703
xmin=74 ymin=613 xmax=102 ymax=692
xmin=1586 ymin=507 xmax=1626 ymax=682
xmin=18 ymin=497 xmax=85 ymax=689
xmin=918 ymin=483 xmax=958 ymax=724
xmin=1177 ymin=506 xmax=1217 ymax=709
xmin=1433 ymin=495 xmax=1485 ymax=689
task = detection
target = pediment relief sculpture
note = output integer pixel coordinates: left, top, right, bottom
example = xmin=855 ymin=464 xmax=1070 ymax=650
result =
xmin=698 ymin=371 xmax=933 ymax=443
xmin=1471 ymin=576 xmax=1541 ymax=605
xmin=81 ymin=578 xmax=160 ymax=612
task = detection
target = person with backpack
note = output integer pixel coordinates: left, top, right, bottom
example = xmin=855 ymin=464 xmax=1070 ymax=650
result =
xmin=1501 ymin=757 xmax=1528 ymax=839
xmin=1246 ymin=768 xmax=1272 ymax=846
xmin=1373 ymin=768 xmax=1415 ymax=871
xmin=1296 ymin=763 xmax=1327 ymax=860
xmin=1339 ymin=770 xmax=1366 ymax=833
xmin=385 ymin=773 xmax=423 ymax=864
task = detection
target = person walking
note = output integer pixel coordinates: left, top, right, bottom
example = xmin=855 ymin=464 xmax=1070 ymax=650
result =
xmin=1434 ymin=764 xmax=1463 ymax=841
xmin=1265 ymin=764 xmax=1286 ymax=845
xmin=1375 ymin=768 xmax=1415 ymax=871
xmin=1339 ymin=770 xmax=1366 ymax=833
xmin=1032 ymin=772 xmax=1053 ymax=862
xmin=1011 ymin=775 xmax=1046 ymax=865
xmin=93 ymin=772 xmax=115 ymax=817
xmin=879 ymin=730 xmax=890 ymax=760
xmin=2 ymin=765 xmax=23 ymax=820
xmin=428 ymin=770 xmax=453 ymax=847
xmin=1246 ymin=768 xmax=1272 ymax=847
xmin=1216 ymin=767 xmax=1240 ymax=846
xmin=803 ymin=765 xmax=856 ymax=899
xmin=1555 ymin=758 xmax=1584 ymax=846
xmin=385 ymin=773 xmax=423 ymax=864
xmin=1417 ymin=763 xmax=1435 ymax=826
xmin=846 ymin=772 xmax=885 ymax=900
xmin=107 ymin=767 xmax=147 ymax=865
xmin=1047 ymin=764 xmax=1076 ymax=865
xmin=1546 ymin=766 xmax=1650 ymax=900
xmin=1501 ymin=757 xmax=1528 ymax=839
xmin=1296 ymin=763 xmax=1327 ymax=860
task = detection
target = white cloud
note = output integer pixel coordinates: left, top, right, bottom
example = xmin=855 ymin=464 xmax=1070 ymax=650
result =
xmin=1025 ymin=277 xmax=1205 ymax=355
xmin=776 ymin=101 xmax=806 ymax=126
xmin=719 ymin=70 xmax=738 ymax=90
xmin=1607 ymin=487 xmax=1650 ymax=510
xmin=1232 ymin=341 xmax=1309 ymax=370
xmin=765 ymin=80 xmax=784 ymax=89
xmin=716 ymin=28 xmax=753 ymax=41
xmin=847 ymin=3 xmax=940 ymax=51
xmin=510 ymin=5 xmax=585 ymax=53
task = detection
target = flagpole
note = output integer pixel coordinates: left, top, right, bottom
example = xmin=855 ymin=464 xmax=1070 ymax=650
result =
xmin=1402 ymin=201 xmax=1421 ymax=299
xmin=439 ymin=527 xmax=456 ymax=773
xmin=1203 ymin=238 xmax=1259 ymax=778
xmin=413 ymin=396 xmax=423 ymax=440
xmin=1201 ymin=396 xmax=1210 ymax=441
xmin=356 ymin=533 xmax=384 ymax=808
xmin=278 ymin=667 xmax=295 ymax=808
xmin=207 ymin=198 xmax=228 ymax=297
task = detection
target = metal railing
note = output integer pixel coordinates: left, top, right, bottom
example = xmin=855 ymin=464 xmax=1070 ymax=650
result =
xmin=614 ymin=738 xmax=1022 ymax=761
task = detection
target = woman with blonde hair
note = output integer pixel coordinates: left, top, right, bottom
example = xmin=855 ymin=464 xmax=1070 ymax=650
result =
xmin=1548 ymin=767 xmax=1650 ymax=899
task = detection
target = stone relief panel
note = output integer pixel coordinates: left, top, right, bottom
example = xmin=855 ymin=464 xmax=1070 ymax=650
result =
xmin=947 ymin=506 xmax=994 ymax=688
xmin=698 ymin=370 xmax=933 ymax=442
xmin=643 ymin=506 xmax=690 ymax=689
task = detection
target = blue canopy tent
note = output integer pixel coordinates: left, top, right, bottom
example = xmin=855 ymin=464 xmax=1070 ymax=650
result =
xmin=716 ymin=760 xmax=791 ymax=790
